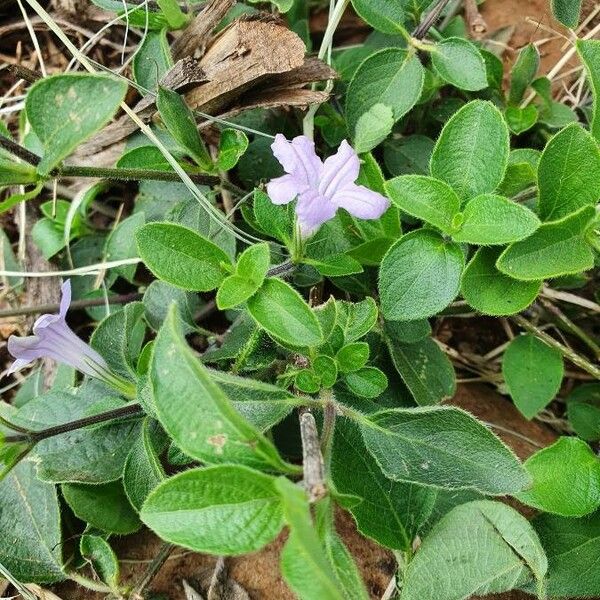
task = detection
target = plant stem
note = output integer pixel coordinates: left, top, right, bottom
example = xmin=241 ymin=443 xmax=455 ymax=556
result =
xmin=412 ymin=0 xmax=453 ymax=39
xmin=0 ymin=133 xmax=41 ymax=166
xmin=66 ymin=571 xmax=115 ymax=594
xmin=320 ymin=400 xmax=336 ymax=475
xmin=7 ymin=63 xmax=42 ymax=83
xmin=129 ymin=542 xmax=174 ymax=600
xmin=0 ymin=292 xmax=142 ymax=318
xmin=511 ymin=314 xmax=600 ymax=379
xmin=4 ymin=403 xmax=143 ymax=444
xmin=267 ymin=260 xmax=295 ymax=277
xmin=299 ymin=408 xmax=327 ymax=502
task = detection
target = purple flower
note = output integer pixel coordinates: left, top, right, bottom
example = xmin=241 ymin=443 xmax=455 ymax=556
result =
xmin=7 ymin=280 xmax=111 ymax=381
xmin=266 ymin=135 xmax=390 ymax=237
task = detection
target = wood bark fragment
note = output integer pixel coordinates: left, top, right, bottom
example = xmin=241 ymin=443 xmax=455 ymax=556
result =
xmin=299 ymin=408 xmax=327 ymax=503
xmin=464 ymin=0 xmax=488 ymax=39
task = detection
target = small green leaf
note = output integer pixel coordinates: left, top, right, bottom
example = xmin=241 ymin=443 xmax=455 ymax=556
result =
xmin=26 ymin=74 xmax=127 ymax=175
xmin=358 ymin=407 xmax=530 ymax=493
xmin=385 ymin=323 xmax=456 ymax=406
xmin=345 ymin=367 xmax=388 ymax=398
xmin=384 ymin=135 xmax=434 ymax=176
xmin=350 ymin=0 xmax=405 ymax=34
xmin=461 ymin=247 xmax=541 ymax=315
xmin=430 ymin=100 xmax=510 ymax=201
xmin=304 ymin=253 xmax=364 ymax=277
xmin=247 ymin=278 xmax=323 ymax=347
xmin=576 ymin=39 xmax=600 ymax=141
xmin=295 ymin=369 xmax=321 ymax=394
xmin=156 ymin=0 xmax=188 ymax=29
xmin=502 ymin=334 xmax=563 ymax=419
xmin=336 ymin=342 xmax=369 ymax=373
xmin=313 ymin=355 xmax=338 ymax=388
xmin=254 ymin=188 xmax=294 ymax=243
xmin=431 ymin=37 xmax=488 ymax=91
xmin=552 ymin=0 xmax=582 ymax=27
xmin=385 ymin=175 xmax=461 ymax=234
xmin=217 ymin=129 xmax=249 ymax=171
xmin=216 ymin=242 xmax=270 ymax=310
xmin=496 ymin=205 xmax=596 ymax=280
xmin=136 ymin=222 xmax=232 ymax=291
xmin=0 ymin=158 xmax=39 ymax=186
xmin=275 ymin=478 xmax=344 ymax=600
xmin=402 ymin=501 xmax=547 ymax=600
xmin=156 ymin=86 xmax=211 ymax=169
xmin=516 ymin=437 xmax=600 ymax=517
xmin=105 ymin=212 xmax=144 ymax=283
xmin=132 ymin=29 xmax=172 ymax=90
xmin=537 ymin=123 xmax=600 ymax=221
xmin=32 ymin=218 xmax=65 ymax=259
xmin=509 ymin=44 xmax=540 ymax=104
xmin=141 ymin=465 xmax=284 ymax=554
xmin=453 ymin=194 xmax=540 ymax=245
xmin=346 ymin=49 xmax=424 ymax=144
xmin=505 ymin=105 xmax=538 ymax=134
xmin=62 ymin=480 xmax=140 ymax=534
xmin=379 ymin=229 xmax=464 ymax=321
xmin=80 ymin=535 xmax=120 ymax=590
xmin=335 ymin=297 xmax=378 ymax=343
xmin=353 ymin=103 xmax=394 ymax=153
xmin=151 ymin=307 xmax=291 ymax=471
xmin=566 ymin=384 xmax=600 ymax=441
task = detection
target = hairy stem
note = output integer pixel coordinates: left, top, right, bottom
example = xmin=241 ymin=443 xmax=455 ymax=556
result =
xmin=412 ymin=0 xmax=453 ymax=39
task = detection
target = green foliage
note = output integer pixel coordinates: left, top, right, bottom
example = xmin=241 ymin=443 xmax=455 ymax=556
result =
xmin=132 ymin=29 xmax=172 ymax=91
xmin=566 ymin=384 xmax=600 ymax=441
xmin=141 ymin=465 xmax=284 ymax=554
xmin=577 ymin=39 xmax=600 ymax=141
xmin=551 ymin=0 xmax=582 ymax=27
xmin=402 ymin=501 xmax=547 ymax=600
xmin=430 ymin=100 xmax=510 ymax=201
xmin=350 ymin=0 xmax=405 ymax=34
xmin=509 ymin=44 xmax=540 ymax=104
xmin=26 ymin=74 xmax=127 ymax=175
xmin=80 ymin=535 xmax=120 ymax=590
xmin=431 ymin=37 xmax=488 ymax=91
xmin=136 ymin=222 xmax=232 ymax=291
xmin=502 ymin=334 xmax=564 ymax=419
xmin=517 ymin=437 xmax=600 ymax=517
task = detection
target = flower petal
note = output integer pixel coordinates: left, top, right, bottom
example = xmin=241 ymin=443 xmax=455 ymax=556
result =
xmin=266 ymin=174 xmax=305 ymax=205
xmin=271 ymin=134 xmax=322 ymax=186
xmin=332 ymin=184 xmax=390 ymax=220
xmin=319 ymin=139 xmax=360 ymax=200
xmin=7 ymin=335 xmax=44 ymax=373
xmin=59 ymin=279 xmax=71 ymax=318
xmin=296 ymin=189 xmax=337 ymax=238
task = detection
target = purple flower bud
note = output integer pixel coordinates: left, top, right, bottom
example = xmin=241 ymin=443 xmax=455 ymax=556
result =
xmin=7 ymin=280 xmax=111 ymax=381
xmin=266 ymin=135 xmax=390 ymax=237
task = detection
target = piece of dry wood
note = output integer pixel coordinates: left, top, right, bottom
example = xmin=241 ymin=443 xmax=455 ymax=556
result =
xmin=172 ymin=0 xmax=236 ymax=60
xmin=299 ymin=409 xmax=326 ymax=503
xmin=464 ymin=0 xmax=488 ymax=39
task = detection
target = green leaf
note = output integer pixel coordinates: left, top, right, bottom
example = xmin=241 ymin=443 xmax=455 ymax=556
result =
xmin=254 ymin=189 xmax=294 ymax=244
xmin=345 ymin=367 xmax=388 ymax=399
xmin=0 ymin=158 xmax=39 ymax=186
xmin=275 ymin=478 xmax=343 ymax=600
xmin=496 ymin=205 xmax=596 ymax=280
xmin=402 ymin=501 xmax=547 ymax=600
xmin=32 ymin=218 xmax=66 ymax=259
xmin=346 ymin=48 xmax=424 ymax=143
xmin=358 ymin=406 xmax=529 ymax=493
xmin=295 ymin=369 xmax=321 ymax=394
xmin=509 ymin=44 xmax=540 ymax=104
xmin=516 ymin=437 xmax=600 ymax=517
xmin=379 ymin=230 xmax=464 ymax=321
xmin=430 ymin=100 xmax=510 ymax=201
xmin=0 ymin=462 xmax=63 ymax=583
xmin=136 ymin=222 xmax=232 ymax=291
xmin=313 ymin=355 xmax=338 ymax=388
xmin=385 ymin=324 xmax=456 ymax=406
xmin=17 ymin=389 xmax=141 ymax=484
xmin=151 ymin=307 xmax=291 ymax=471
xmin=80 ymin=535 xmax=119 ymax=590
xmin=123 ymin=418 xmax=166 ymax=511
xmin=461 ymin=247 xmax=541 ymax=315
xmin=353 ymin=103 xmax=394 ymax=153
xmin=336 ymin=342 xmax=369 ymax=373
xmin=62 ymin=480 xmax=140 ymax=534
xmin=156 ymin=0 xmax=188 ymax=29
xmin=132 ymin=29 xmax=172 ymax=90
xmin=552 ymin=0 xmax=582 ymax=27
xmin=502 ymin=334 xmax=564 ymax=419
xmin=505 ymin=105 xmax=538 ymax=134
xmin=534 ymin=511 xmax=600 ymax=598
xmin=453 ymin=194 xmax=540 ymax=245
xmin=216 ymin=128 xmax=249 ymax=171
xmin=385 ymin=175 xmax=461 ymax=234
xmin=331 ymin=419 xmax=436 ymax=550
xmin=247 ymin=278 xmax=323 ymax=347
xmin=216 ymin=242 xmax=270 ymax=310
xmin=431 ymin=37 xmax=488 ymax=91
xmin=91 ymin=302 xmax=145 ymax=380
xmin=566 ymin=384 xmax=600 ymax=441
xmin=351 ymin=0 xmax=405 ymax=34
xmin=303 ymin=254 xmax=364 ymax=277
xmin=335 ymin=297 xmax=378 ymax=342
xmin=141 ymin=465 xmax=284 ymax=554
xmin=156 ymin=86 xmax=211 ymax=169
xmin=384 ymin=134 xmax=434 ymax=176
xmin=576 ymin=39 xmax=600 ymax=141
xmin=26 ymin=74 xmax=127 ymax=175
xmin=537 ymin=123 xmax=600 ymax=221
xmin=105 ymin=212 xmax=144 ymax=282
xmin=143 ymin=280 xmax=201 ymax=334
